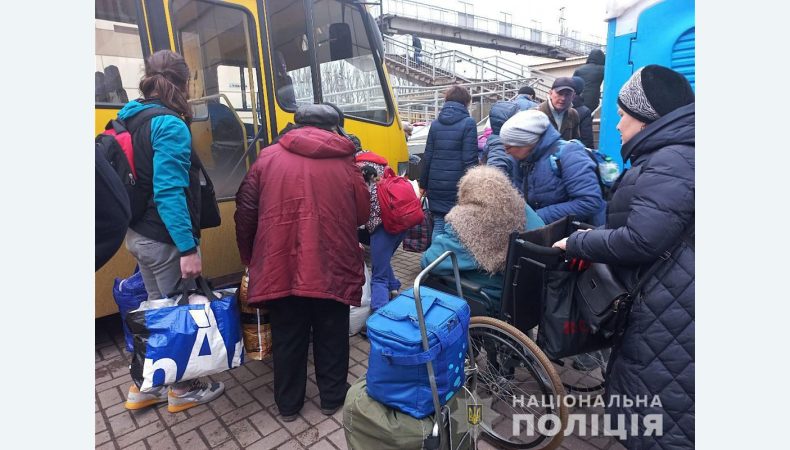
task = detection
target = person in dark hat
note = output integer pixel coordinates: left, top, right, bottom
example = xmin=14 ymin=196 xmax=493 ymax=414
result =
xmin=535 ymin=77 xmax=581 ymax=141
xmin=571 ymin=76 xmax=595 ymax=148
xmin=554 ymin=65 xmax=695 ymax=449
xmin=235 ymin=102 xmax=370 ymax=422
xmin=513 ymin=85 xmax=538 ymax=111
xmin=573 ymin=49 xmax=605 ymax=111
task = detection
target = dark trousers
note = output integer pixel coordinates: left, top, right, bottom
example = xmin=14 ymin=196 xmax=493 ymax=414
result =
xmin=268 ymin=296 xmax=350 ymax=415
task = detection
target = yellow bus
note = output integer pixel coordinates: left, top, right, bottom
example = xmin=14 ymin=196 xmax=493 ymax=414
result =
xmin=95 ymin=0 xmax=408 ymax=317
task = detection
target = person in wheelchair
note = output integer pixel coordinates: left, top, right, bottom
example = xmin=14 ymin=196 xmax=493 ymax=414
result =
xmin=420 ymin=165 xmax=544 ymax=314
xmin=499 ymin=109 xmax=606 ymax=226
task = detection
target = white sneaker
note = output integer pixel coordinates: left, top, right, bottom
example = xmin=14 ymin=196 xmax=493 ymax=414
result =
xmin=125 ymin=384 xmax=168 ymax=410
xmin=167 ymin=379 xmax=225 ymax=413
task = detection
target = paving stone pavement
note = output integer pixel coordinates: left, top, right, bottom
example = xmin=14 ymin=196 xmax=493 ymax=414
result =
xmin=96 ymin=248 xmax=624 ymax=449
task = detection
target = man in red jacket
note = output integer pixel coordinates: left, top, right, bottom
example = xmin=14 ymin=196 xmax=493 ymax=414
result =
xmin=234 ymin=104 xmax=370 ymax=421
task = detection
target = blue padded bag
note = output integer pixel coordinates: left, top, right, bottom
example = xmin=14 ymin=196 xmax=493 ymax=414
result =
xmin=366 ymin=286 xmax=470 ymax=419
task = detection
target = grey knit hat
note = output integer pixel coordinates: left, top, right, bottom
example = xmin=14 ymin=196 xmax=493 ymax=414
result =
xmin=617 ymin=65 xmax=695 ymax=124
xmin=499 ymin=110 xmax=550 ymax=147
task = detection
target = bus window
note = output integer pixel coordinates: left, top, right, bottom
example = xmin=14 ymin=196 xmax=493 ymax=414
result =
xmin=170 ymin=0 xmax=263 ymax=200
xmin=266 ymin=0 xmax=316 ymax=110
xmin=95 ymin=0 xmax=144 ymax=106
xmin=312 ymin=0 xmax=391 ymax=124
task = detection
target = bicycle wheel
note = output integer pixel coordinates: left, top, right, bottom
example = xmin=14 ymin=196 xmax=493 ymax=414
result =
xmin=551 ymin=349 xmax=610 ymax=393
xmin=467 ymin=316 xmax=567 ymax=450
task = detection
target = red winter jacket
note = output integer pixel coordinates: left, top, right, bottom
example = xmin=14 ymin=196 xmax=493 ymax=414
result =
xmin=234 ymin=126 xmax=371 ymax=306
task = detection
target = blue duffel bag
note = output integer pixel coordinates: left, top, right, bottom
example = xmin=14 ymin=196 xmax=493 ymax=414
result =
xmin=366 ymin=286 xmax=470 ymax=419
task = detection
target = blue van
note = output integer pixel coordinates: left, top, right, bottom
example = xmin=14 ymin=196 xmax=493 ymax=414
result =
xmin=598 ymin=0 xmax=695 ymax=165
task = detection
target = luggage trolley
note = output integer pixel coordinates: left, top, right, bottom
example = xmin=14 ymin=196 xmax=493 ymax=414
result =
xmin=412 ymin=250 xmax=479 ymax=450
xmin=418 ymin=251 xmax=567 ymax=450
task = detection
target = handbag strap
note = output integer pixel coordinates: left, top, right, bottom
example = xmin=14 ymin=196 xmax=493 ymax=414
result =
xmin=623 ymin=220 xmax=694 ymax=303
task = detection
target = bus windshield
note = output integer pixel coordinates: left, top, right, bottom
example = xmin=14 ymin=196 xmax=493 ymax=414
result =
xmin=266 ymin=0 xmax=392 ymax=124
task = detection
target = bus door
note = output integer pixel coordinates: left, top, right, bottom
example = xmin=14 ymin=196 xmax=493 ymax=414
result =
xmin=166 ymin=0 xmax=269 ymax=284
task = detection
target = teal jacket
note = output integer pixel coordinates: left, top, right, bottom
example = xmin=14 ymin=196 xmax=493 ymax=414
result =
xmin=117 ymin=101 xmax=197 ymax=253
xmin=421 ymin=206 xmax=544 ymax=310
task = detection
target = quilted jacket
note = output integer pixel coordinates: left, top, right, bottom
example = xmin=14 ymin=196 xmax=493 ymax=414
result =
xmin=567 ymin=103 xmax=695 ymax=449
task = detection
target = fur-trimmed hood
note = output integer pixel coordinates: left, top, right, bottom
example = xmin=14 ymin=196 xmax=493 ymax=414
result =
xmin=445 ymin=166 xmax=526 ymax=273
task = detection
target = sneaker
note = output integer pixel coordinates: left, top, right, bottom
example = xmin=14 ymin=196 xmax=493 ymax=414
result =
xmin=389 ymin=289 xmax=399 ymax=299
xmin=321 ymin=405 xmax=341 ymax=416
xmin=125 ymin=384 xmax=168 ymax=410
xmin=167 ymin=379 xmax=225 ymax=413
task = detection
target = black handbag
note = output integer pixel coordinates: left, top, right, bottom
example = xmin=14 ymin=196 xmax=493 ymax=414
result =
xmin=575 ymin=243 xmax=683 ymax=339
xmin=198 ymin=164 xmax=222 ymax=229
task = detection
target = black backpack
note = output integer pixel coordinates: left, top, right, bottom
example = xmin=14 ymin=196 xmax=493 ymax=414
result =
xmin=95 ymin=108 xmax=180 ymax=222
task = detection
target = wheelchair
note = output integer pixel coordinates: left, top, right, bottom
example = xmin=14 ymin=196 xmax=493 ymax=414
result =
xmin=422 ymin=217 xmax=610 ymax=449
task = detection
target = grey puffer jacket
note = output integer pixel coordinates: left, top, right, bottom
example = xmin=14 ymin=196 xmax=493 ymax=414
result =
xmin=567 ymin=103 xmax=695 ymax=449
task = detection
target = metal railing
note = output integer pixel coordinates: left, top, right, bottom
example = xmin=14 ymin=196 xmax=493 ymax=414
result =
xmin=384 ymin=35 xmax=531 ymax=84
xmin=379 ymin=0 xmax=605 ymax=56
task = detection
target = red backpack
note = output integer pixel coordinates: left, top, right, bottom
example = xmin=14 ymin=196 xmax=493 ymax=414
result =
xmin=377 ymin=167 xmax=424 ymax=234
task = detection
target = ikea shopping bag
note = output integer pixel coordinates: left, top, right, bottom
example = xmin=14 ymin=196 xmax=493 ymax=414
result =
xmin=126 ymin=277 xmax=244 ymax=391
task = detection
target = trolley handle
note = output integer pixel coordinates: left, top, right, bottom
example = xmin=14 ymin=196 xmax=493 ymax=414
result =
xmin=411 ymin=250 xmax=460 ymax=448
xmin=414 ymin=250 xmax=463 ymax=299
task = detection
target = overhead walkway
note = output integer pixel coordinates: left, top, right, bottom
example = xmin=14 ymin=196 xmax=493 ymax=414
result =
xmin=376 ymin=0 xmax=604 ymax=59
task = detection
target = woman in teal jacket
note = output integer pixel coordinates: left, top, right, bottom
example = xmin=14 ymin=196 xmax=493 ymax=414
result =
xmin=421 ymin=166 xmax=544 ymax=312
xmin=119 ymin=50 xmax=225 ymax=414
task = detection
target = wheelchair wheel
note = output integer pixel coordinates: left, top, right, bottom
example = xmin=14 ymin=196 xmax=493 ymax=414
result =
xmin=467 ymin=316 xmax=567 ymax=450
xmin=551 ymin=349 xmax=610 ymax=393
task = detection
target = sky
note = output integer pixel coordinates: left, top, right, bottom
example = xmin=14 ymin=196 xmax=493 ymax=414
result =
xmin=413 ymin=0 xmax=609 ymax=43
xmin=381 ymin=0 xmax=611 ymax=67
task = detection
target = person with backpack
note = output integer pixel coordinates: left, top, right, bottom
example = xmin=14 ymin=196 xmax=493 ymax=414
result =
xmin=418 ymin=85 xmax=478 ymax=239
xmin=353 ymin=142 xmax=406 ymax=311
xmin=234 ymin=103 xmax=370 ymax=422
xmin=499 ymin=110 xmax=605 ymax=226
xmin=554 ymin=65 xmax=695 ymax=449
xmin=118 ymin=50 xmax=225 ymax=412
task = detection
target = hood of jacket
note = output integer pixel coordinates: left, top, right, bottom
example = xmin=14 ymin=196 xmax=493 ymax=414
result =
xmin=489 ymin=101 xmax=521 ymax=134
xmin=437 ymin=101 xmax=471 ymax=125
xmin=587 ymin=49 xmax=605 ymax=65
xmin=526 ymin=123 xmax=562 ymax=163
xmin=117 ymin=99 xmax=164 ymax=121
xmin=445 ymin=166 xmax=526 ymax=273
xmin=621 ymin=102 xmax=695 ymax=163
xmin=278 ymin=126 xmax=356 ymax=159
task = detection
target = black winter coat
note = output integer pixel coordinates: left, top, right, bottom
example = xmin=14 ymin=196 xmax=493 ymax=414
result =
xmin=573 ymin=49 xmax=605 ymax=111
xmin=573 ymin=97 xmax=594 ymax=148
xmin=567 ymin=103 xmax=695 ymax=449
xmin=419 ymin=101 xmax=478 ymax=214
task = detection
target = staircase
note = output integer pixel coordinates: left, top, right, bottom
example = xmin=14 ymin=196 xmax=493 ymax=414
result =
xmin=384 ymin=36 xmax=559 ymax=123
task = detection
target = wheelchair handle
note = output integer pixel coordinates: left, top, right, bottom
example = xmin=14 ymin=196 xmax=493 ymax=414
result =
xmin=515 ymin=238 xmax=564 ymax=257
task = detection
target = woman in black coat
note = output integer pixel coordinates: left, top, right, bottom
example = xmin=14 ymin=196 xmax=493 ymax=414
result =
xmin=555 ymin=65 xmax=695 ymax=449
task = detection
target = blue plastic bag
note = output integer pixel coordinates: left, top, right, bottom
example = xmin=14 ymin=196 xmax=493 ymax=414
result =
xmin=113 ymin=267 xmax=148 ymax=352
xmin=126 ymin=278 xmax=244 ymax=391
